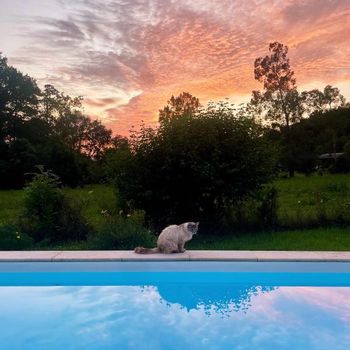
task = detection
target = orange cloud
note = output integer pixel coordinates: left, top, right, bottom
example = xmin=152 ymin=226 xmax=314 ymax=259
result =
xmin=3 ymin=0 xmax=350 ymax=135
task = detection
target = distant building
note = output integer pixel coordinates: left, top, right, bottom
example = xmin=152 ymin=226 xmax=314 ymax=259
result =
xmin=318 ymin=152 xmax=344 ymax=160
xmin=318 ymin=152 xmax=348 ymax=172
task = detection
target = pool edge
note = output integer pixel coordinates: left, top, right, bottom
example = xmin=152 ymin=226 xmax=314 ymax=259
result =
xmin=1 ymin=250 xmax=350 ymax=262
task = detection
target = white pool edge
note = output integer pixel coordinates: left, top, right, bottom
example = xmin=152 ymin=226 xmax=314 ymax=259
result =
xmin=1 ymin=250 xmax=350 ymax=262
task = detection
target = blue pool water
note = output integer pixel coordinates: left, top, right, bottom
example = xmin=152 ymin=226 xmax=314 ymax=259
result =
xmin=0 ymin=262 xmax=349 ymax=349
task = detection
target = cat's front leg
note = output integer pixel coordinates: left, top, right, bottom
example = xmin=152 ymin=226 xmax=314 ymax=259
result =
xmin=178 ymin=242 xmax=186 ymax=253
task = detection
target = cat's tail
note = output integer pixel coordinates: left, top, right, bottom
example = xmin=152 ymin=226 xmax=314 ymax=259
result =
xmin=134 ymin=247 xmax=160 ymax=254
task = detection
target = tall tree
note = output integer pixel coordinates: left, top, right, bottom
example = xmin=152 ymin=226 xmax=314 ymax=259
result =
xmin=40 ymin=84 xmax=82 ymax=125
xmin=300 ymin=85 xmax=346 ymax=115
xmin=253 ymin=42 xmax=301 ymax=128
xmin=323 ymin=85 xmax=346 ymax=110
xmin=0 ymin=54 xmax=40 ymax=141
xmin=159 ymin=92 xmax=201 ymax=125
xmin=54 ymin=112 xmax=112 ymax=159
xmin=253 ymin=42 xmax=302 ymax=176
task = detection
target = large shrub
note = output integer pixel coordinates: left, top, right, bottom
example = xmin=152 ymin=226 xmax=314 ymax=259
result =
xmin=20 ymin=167 xmax=90 ymax=243
xmin=113 ymin=102 xmax=277 ymax=232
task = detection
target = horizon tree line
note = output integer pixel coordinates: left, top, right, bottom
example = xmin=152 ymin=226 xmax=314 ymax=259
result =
xmin=1 ymin=41 xmax=349 ymax=188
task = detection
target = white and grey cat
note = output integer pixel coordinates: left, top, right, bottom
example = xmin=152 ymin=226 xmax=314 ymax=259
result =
xmin=134 ymin=222 xmax=199 ymax=254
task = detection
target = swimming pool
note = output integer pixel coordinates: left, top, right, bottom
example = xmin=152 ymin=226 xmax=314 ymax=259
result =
xmin=1 ymin=261 xmax=349 ymax=349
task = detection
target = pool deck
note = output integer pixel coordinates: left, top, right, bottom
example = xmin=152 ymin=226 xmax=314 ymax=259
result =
xmin=1 ymin=250 xmax=350 ymax=262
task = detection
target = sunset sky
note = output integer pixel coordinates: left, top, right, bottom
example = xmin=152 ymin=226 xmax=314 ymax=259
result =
xmin=1 ymin=0 xmax=349 ymax=135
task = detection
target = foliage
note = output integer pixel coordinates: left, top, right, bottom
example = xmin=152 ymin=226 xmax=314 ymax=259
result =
xmin=300 ymin=85 xmax=346 ymax=115
xmin=0 ymin=53 xmax=113 ymax=189
xmin=0 ymin=55 xmax=41 ymax=141
xmin=55 ymin=112 xmax=112 ymax=159
xmin=272 ymin=107 xmax=350 ymax=174
xmin=113 ymin=99 xmax=277 ymax=232
xmin=252 ymin=42 xmax=301 ymax=177
xmin=88 ymin=210 xmax=155 ymax=250
xmin=20 ymin=167 xmax=90 ymax=243
xmin=159 ymin=92 xmax=201 ymax=125
xmin=2 ymin=174 xmax=350 ymax=249
xmin=222 ymin=186 xmax=278 ymax=233
xmin=253 ymin=42 xmax=300 ymax=128
xmin=0 ymin=226 xmax=33 ymax=250
xmin=251 ymin=43 xmax=348 ymax=177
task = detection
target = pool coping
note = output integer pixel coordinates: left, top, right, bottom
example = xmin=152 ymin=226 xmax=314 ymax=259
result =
xmin=1 ymin=250 xmax=350 ymax=262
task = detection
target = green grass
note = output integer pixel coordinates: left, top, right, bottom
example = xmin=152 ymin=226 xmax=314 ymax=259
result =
xmin=0 ymin=190 xmax=24 ymax=226
xmin=0 ymin=184 xmax=116 ymax=230
xmin=187 ymin=227 xmax=350 ymax=251
xmin=2 ymin=173 xmax=349 ymax=229
xmin=2 ymin=173 xmax=350 ymax=250
xmin=274 ymin=173 xmax=350 ymax=228
xmin=63 ymin=185 xmax=117 ymax=230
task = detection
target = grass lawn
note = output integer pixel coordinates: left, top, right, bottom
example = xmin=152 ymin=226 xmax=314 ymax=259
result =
xmin=275 ymin=173 xmax=350 ymax=227
xmin=187 ymin=227 xmax=350 ymax=251
xmin=0 ymin=189 xmax=24 ymax=226
xmin=1 ymin=173 xmax=350 ymax=250
xmin=40 ymin=227 xmax=350 ymax=251
xmin=0 ymin=184 xmax=117 ymax=230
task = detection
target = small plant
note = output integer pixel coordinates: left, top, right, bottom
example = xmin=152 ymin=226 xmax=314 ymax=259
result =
xmin=20 ymin=166 xmax=90 ymax=244
xmin=0 ymin=226 xmax=33 ymax=250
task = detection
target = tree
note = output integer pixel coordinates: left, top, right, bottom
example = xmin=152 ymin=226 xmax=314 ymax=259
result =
xmin=300 ymin=85 xmax=346 ymax=115
xmin=0 ymin=54 xmax=114 ymax=188
xmin=253 ymin=42 xmax=303 ymax=176
xmin=113 ymin=101 xmax=277 ymax=232
xmin=101 ymin=136 xmax=131 ymax=184
xmin=274 ymin=107 xmax=350 ymax=174
xmin=54 ymin=112 xmax=112 ymax=159
xmin=159 ymin=92 xmax=201 ymax=125
xmin=39 ymin=84 xmax=82 ymax=125
xmin=323 ymin=85 xmax=346 ymax=110
xmin=0 ymin=54 xmax=40 ymax=141
xmin=253 ymin=42 xmax=301 ymax=128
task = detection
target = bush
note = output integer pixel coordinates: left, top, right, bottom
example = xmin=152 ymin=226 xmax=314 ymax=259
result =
xmin=221 ymin=186 xmax=278 ymax=233
xmin=113 ymin=102 xmax=277 ymax=233
xmin=20 ymin=167 xmax=90 ymax=244
xmin=89 ymin=210 xmax=155 ymax=249
xmin=0 ymin=226 xmax=33 ymax=250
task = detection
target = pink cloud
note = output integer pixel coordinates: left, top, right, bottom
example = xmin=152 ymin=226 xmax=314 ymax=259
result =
xmin=3 ymin=0 xmax=350 ymax=135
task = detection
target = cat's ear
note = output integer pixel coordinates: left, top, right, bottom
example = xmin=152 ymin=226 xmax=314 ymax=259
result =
xmin=196 ymin=222 xmax=199 ymax=226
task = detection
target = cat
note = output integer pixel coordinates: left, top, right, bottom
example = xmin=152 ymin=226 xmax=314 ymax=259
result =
xmin=134 ymin=222 xmax=199 ymax=254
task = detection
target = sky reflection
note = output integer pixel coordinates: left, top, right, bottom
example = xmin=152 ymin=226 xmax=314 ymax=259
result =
xmin=0 ymin=284 xmax=349 ymax=349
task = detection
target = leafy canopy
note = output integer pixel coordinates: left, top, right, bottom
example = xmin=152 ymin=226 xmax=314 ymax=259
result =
xmin=114 ymin=98 xmax=277 ymax=231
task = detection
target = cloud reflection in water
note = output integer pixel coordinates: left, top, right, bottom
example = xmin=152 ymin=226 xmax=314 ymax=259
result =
xmin=0 ymin=284 xmax=349 ymax=349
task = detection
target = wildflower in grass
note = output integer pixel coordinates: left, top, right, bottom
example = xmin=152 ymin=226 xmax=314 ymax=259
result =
xmin=101 ymin=209 xmax=110 ymax=217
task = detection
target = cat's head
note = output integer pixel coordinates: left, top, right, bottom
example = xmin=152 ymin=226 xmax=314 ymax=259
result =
xmin=186 ymin=222 xmax=199 ymax=235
